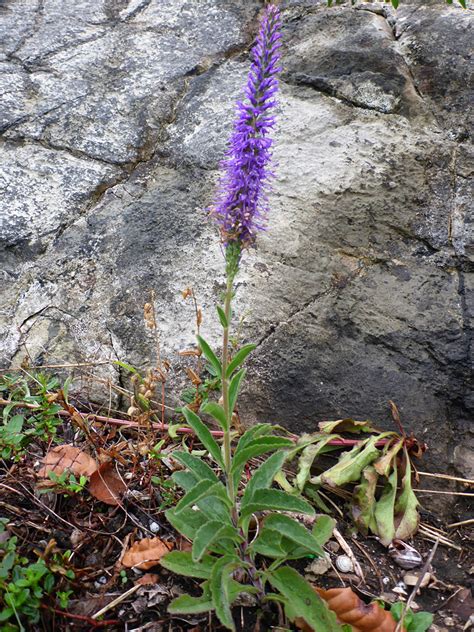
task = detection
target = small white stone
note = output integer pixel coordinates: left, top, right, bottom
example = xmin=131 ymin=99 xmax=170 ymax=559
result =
xmin=149 ymin=521 xmax=160 ymax=533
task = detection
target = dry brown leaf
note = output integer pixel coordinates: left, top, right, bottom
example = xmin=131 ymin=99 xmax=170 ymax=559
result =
xmin=134 ymin=573 xmax=159 ymax=586
xmin=89 ymin=462 xmax=127 ymax=506
xmin=122 ymin=537 xmax=173 ymax=570
xmin=295 ymin=587 xmax=405 ymax=632
xmin=38 ymin=444 xmax=97 ymax=478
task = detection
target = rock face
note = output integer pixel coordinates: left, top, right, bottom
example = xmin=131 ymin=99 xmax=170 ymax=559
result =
xmin=0 ymin=0 xmax=472 ymax=471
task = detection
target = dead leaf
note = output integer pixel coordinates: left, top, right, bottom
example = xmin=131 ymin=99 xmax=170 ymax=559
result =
xmin=38 ymin=444 xmax=97 ymax=478
xmin=134 ymin=573 xmax=159 ymax=586
xmin=89 ymin=462 xmax=127 ymax=506
xmin=122 ymin=537 xmax=173 ymax=570
xmin=296 ymin=587 xmax=405 ymax=632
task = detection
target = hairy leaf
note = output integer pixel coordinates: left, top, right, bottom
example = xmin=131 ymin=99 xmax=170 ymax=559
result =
xmin=217 ymin=305 xmax=228 ymax=328
xmin=231 ymin=436 xmax=293 ymax=491
xmin=160 ymin=551 xmax=217 ymax=579
xmin=240 ymin=489 xmax=315 ymax=521
xmin=241 ymin=450 xmax=287 ymax=507
xmin=210 ymin=556 xmax=240 ymax=631
xmin=319 ymin=419 xmax=379 ymax=434
xmin=192 ymin=522 xmax=241 ymax=562
xmin=226 ymin=344 xmax=256 ymax=378
xmin=182 ymin=408 xmax=224 ymax=469
xmin=234 ymin=423 xmax=275 ymax=454
xmin=375 ymin=468 xmax=398 ymax=546
xmin=319 ymin=436 xmax=381 ymax=488
xmin=352 ymin=466 xmax=378 ymax=535
xmin=296 ymin=435 xmax=336 ymax=491
xmin=172 ymin=450 xmax=219 ymax=483
xmin=171 ymin=470 xmax=198 ymax=492
xmin=263 ymin=514 xmax=323 ymax=555
xmin=197 ymin=335 xmax=222 ymax=376
xmin=374 ymin=439 xmax=404 ymax=477
xmin=312 ymin=515 xmax=336 ymax=547
xmin=228 ymin=368 xmax=246 ymax=414
xmin=165 ymin=506 xmax=207 ymax=540
xmin=175 ymin=480 xmax=231 ymax=515
xmin=266 ymin=567 xmax=342 ymax=632
xmin=394 ymin=449 xmax=419 ymax=541
xmin=200 ymin=401 xmax=228 ymax=431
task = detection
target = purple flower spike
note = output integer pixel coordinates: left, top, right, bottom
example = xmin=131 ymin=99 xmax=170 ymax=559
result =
xmin=212 ymin=4 xmax=282 ymax=250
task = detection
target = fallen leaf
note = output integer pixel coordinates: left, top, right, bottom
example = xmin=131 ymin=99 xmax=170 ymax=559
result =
xmin=134 ymin=573 xmax=159 ymax=586
xmin=38 ymin=444 xmax=97 ymax=478
xmin=296 ymin=587 xmax=405 ymax=632
xmin=89 ymin=462 xmax=127 ymax=506
xmin=122 ymin=537 xmax=173 ymax=570
xmin=319 ymin=419 xmax=380 ymax=434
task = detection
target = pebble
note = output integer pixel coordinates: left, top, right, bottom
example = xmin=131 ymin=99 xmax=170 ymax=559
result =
xmin=149 ymin=521 xmax=160 ymax=533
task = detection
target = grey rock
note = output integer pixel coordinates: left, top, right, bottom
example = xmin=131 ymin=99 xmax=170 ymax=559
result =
xmin=0 ymin=0 xmax=472 ymax=478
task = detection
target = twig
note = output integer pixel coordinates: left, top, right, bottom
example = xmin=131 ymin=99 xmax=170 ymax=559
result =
xmin=395 ymin=539 xmax=439 ymax=632
xmin=416 ymin=489 xmax=474 ymax=496
xmin=447 ymin=518 xmax=474 ymax=529
xmin=41 ymin=604 xmax=119 ymax=627
xmin=418 ymin=471 xmax=474 ymax=485
xmin=351 ymin=538 xmax=384 ymax=593
xmin=91 ymin=584 xmax=141 ymax=620
xmin=0 ymin=361 xmax=113 ymax=372
xmin=333 ymin=528 xmax=364 ymax=582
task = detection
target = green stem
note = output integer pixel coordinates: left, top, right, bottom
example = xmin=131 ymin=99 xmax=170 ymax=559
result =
xmin=221 ymin=274 xmax=235 ymax=503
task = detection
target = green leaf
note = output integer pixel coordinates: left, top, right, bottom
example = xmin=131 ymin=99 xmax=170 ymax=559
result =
xmin=165 ymin=506 xmax=206 ymax=540
xmin=228 ymin=368 xmax=246 ymax=414
xmin=319 ymin=436 xmax=382 ymax=488
xmin=226 ymin=344 xmax=256 ymax=378
xmin=312 ymin=515 xmax=336 ymax=547
xmin=234 ymin=424 xmax=275 ymax=454
xmin=171 ymin=470 xmax=198 ymax=491
xmin=391 ymin=0 xmax=399 ymax=9
xmin=200 ymin=401 xmax=228 ymax=432
xmin=374 ymin=438 xmax=404 ymax=477
xmin=113 ymin=360 xmax=140 ymax=376
xmin=394 ymin=449 xmax=419 ymax=541
xmin=172 ymin=451 xmax=219 ymax=483
xmin=181 ymin=408 xmax=224 ymax=469
xmin=262 ymin=514 xmax=323 ymax=555
xmin=7 ymin=415 xmax=24 ymax=434
xmin=390 ymin=603 xmax=433 ymax=632
xmin=374 ymin=468 xmax=398 ymax=546
xmin=231 ymin=437 xmax=293 ymax=491
xmin=240 ymin=489 xmax=315 ymax=521
xmin=197 ymin=335 xmax=222 ymax=377
xmin=296 ymin=435 xmax=336 ymax=491
xmin=217 ymin=305 xmax=228 ymax=328
xmin=248 ymin=528 xmax=287 ymax=558
xmin=241 ymin=450 xmax=288 ymax=507
xmin=458 ymin=0 xmax=466 ymax=7
xmin=175 ymin=480 xmax=231 ymax=515
xmin=160 ymin=551 xmax=217 ymax=579
xmin=168 ymin=584 xmax=214 ymax=615
xmin=210 ymin=556 xmax=240 ymax=631
xmin=197 ymin=495 xmax=233 ymax=524
xmin=193 ymin=522 xmax=242 ymax=562
xmin=351 ymin=465 xmax=378 ymax=535
xmin=319 ymin=419 xmax=378 ymax=434
xmin=266 ymin=567 xmax=342 ymax=632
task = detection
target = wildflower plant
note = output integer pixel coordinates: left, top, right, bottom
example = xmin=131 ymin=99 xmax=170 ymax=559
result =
xmin=161 ymin=6 xmax=344 ymax=630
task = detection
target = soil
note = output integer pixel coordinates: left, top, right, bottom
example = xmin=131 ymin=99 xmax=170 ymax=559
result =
xmin=0 ymin=393 xmax=472 ymax=632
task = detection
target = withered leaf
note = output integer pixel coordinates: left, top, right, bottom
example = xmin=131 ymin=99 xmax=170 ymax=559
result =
xmin=89 ymin=462 xmax=127 ymax=506
xmin=296 ymin=586 xmax=404 ymax=632
xmin=38 ymin=444 xmax=97 ymax=479
xmin=122 ymin=537 xmax=173 ymax=570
